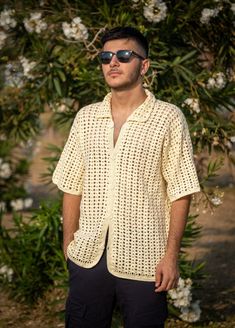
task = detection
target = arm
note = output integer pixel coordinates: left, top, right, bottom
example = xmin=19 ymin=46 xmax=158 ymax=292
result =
xmin=62 ymin=192 xmax=82 ymax=260
xmin=155 ymin=194 xmax=191 ymax=292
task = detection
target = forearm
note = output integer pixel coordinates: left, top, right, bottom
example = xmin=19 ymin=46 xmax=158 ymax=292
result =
xmin=155 ymin=195 xmax=191 ymax=291
xmin=165 ymin=195 xmax=191 ymax=259
xmin=62 ymin=192 xmax=82 ymax=259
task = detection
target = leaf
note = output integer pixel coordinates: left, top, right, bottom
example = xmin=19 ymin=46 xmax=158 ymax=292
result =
xmin=57 ymin=70 xmax=66 ymax=82
xmin=53 ymin=77 xmax=62 ymax=96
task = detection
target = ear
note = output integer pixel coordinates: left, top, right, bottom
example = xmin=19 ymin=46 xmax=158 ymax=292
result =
xmin=141 ymin=58 xmax=150 ymax=76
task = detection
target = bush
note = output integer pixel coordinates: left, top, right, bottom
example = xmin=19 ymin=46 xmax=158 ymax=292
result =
xmin=0 ymin=200 xmax=67 ymax=303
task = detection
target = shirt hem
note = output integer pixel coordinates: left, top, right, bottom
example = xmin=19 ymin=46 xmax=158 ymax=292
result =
xmin=169 ymin=187 xmax=201 ymax=202
xmin=106 ymin=263 xmax=156 ymax=282
xmin=67 ymin=249 xmax=156 ymax=282
xmin=106 ymin=251 xmax=156 ymax=282
xmin=67 ymin=249 xmax=105 ymax=268
xmin=52 ymin=178 xmax=83 ymax=196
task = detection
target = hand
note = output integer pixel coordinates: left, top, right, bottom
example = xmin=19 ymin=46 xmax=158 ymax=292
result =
xmin=155 ymin=255 xmax=179 ymax=292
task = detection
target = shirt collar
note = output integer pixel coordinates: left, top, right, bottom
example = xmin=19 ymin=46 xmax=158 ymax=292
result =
xmin=96 ymin=89 xmax=156 ymax=122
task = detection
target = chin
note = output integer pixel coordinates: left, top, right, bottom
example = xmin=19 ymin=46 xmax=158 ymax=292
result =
xmin=106 ymin=80 xmax=136 ymax=91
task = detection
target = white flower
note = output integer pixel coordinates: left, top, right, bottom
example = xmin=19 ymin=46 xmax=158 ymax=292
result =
xmin=226 ymin=67 xmax=235 ymax=82
xmin=10 ymin=199 xmax=24 ymax=211
xmin=57 ymin=103 xmax=68 ymax=113
xmin=212 ymin=136 xmax=219 ymax=145
xmin=180 ymin=301 xmax=201 ymax=322
xmin=230 ymin=136 xmax=235 ymax=143
xmin=24 ymin=12 xmax=47 ymax=34
xmin=200 ymin=7 xmax=221 ymax=24
xmin=0 ymin=265 xmax=14 ymax=282
xmin=0 ymin=30 xmax=7 ymax=49
xmin=4 ymin=62 xmax=24 ymax=88
xmin=211 ymin=196 xmax=222 ymax=206
xmin=225 ymin=140 xmax=233 ymax=149
xmin=202 ymin=128 xmax=207 ymax=135
xmin=62 ymin=17 xmax=88 ymax=41
xmin=24 ymin=198 xmax=33 ymax=209
xmin=19 ymin=56 xmax=36 ymax=79
xmin=207 ymin=72 xmax=226 ymax=89
xmin=0 ymin=161 xmax=11 ymax=178
xmin=168 ymin=277 xmax=193 ymax=309
xmin=51 ymin=98 xmax=74 ymax=112
xmin=214 ymin=72 xmax=226 ymax=88
xmin=231 ymin=3 xmax=235 ymax=15
xmin=21 ymin=139 xmax=34 ymax=149
xmin=183 ymin=98 xmax=201 ymax=113
xmin=0 ymin=9 xmax=17 ymax=30
xmin=206 ymin=77 xmax=216 ymax=88
xmin=0 ymin=201 xmax=6 ymax=212
xmin=143 ymin=0 xmax=167 ymax=23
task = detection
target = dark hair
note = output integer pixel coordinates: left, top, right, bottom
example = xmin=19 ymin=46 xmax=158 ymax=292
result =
xmin=101 ymin=27 xmax=149 ymax=58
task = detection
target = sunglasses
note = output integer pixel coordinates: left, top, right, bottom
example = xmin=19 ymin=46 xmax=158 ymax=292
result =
xmin=99 ymin=50 xmax=146 ymax=64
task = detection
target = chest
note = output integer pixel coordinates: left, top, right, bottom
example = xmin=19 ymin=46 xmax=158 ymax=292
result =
xmin=83 ymin=113 xmax=168 ymax=164
xmin=113 ymin=117 xmax=127 ymax=147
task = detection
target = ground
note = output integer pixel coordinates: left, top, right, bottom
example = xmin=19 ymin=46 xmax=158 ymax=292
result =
xmin=0 ymin=186 xmax=235 ymax=328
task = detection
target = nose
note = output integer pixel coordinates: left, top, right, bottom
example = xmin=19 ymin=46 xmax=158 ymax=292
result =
xmin=109 ymin=54 xmax=120 ymax=67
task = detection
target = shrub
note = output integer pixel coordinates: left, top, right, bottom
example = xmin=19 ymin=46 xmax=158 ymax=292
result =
xmin=0 ymin=200 xmax=67 ymax=303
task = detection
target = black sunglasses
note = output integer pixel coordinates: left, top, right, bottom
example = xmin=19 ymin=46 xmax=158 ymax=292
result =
xmin=99 ymin=50 xmax=146 ymax=64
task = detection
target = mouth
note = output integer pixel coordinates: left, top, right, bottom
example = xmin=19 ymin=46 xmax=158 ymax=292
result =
xmin=108 ymin=70 xmax=122 ymax=76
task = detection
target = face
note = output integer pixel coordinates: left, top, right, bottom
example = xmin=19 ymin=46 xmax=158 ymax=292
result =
xmin=101 ymin=38 xmax=149 ymax=91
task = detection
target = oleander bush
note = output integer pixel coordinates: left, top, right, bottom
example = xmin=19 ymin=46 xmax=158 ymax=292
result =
xmin=0 ymin=201 xmax=67 ymax=303
xmin=0 ymin=0 xmax=234 ymax=323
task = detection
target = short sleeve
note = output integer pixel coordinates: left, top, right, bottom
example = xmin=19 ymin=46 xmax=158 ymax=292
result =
xmin=161 ymin=109 xmax=200 ymax=202
xmin=52 ymin=112 xmax=85 ymax=195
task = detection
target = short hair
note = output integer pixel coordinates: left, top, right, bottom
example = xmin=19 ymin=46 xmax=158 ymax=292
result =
xmin=101 ymin=27 xmax=149 ymax=58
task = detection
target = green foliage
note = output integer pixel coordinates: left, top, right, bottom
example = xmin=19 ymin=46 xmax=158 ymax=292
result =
xmin=180 ymin=215 xmax=205 ymax=283
xmin=0 ymin=140 xmax=31 ymax=211
xmin=181 ymin=215 xmax=201 ymax=249
xmin=0 ymin=201 xmax=67 ymax=303
xmin=41 ymin=144 xmax=63 ymax=185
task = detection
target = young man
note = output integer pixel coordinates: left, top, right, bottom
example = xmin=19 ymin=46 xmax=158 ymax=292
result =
xmin=52 ymin=27 xmax=200 ymax=328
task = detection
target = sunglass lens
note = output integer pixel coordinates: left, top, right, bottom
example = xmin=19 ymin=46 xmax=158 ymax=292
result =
xmin=116 ymin=50 xmax=132 ymax=62
xmin=99 ymin=50 xmax=133 ymax=64
xmin=99 ymin=52 xmax=113 ymax=64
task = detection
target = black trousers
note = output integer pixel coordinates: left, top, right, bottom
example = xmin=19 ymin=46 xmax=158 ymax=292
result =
xmin=66 ymin=249 xmax=168 ymax=328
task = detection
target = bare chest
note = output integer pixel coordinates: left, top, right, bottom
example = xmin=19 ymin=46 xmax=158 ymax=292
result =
xmin=112 ymin=117 xmax=127 ymax=147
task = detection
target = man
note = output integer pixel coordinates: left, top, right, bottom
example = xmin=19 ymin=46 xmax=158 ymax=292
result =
xmin=52 ymin=26 xmax=200 ymax=328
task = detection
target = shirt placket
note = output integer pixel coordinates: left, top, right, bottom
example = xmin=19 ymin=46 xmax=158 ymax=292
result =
xmin=105 ymin=120 xmax=127 ymax=255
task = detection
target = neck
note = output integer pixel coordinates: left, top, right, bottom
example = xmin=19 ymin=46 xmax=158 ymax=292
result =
xmin=110 ymin=84 xmax=147 ymax=113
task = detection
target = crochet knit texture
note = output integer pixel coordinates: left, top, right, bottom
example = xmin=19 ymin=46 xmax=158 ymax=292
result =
xmin=52 ymin=89 xmax=200 ymax=281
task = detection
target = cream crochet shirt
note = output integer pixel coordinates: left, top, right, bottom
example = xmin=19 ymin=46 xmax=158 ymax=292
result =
xmin=52 ymin=89 xmax=200 ymax=282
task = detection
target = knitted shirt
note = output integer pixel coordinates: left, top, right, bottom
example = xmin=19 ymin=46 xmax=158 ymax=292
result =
xmin=52 ymin=89 xmax=200 ymax=282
